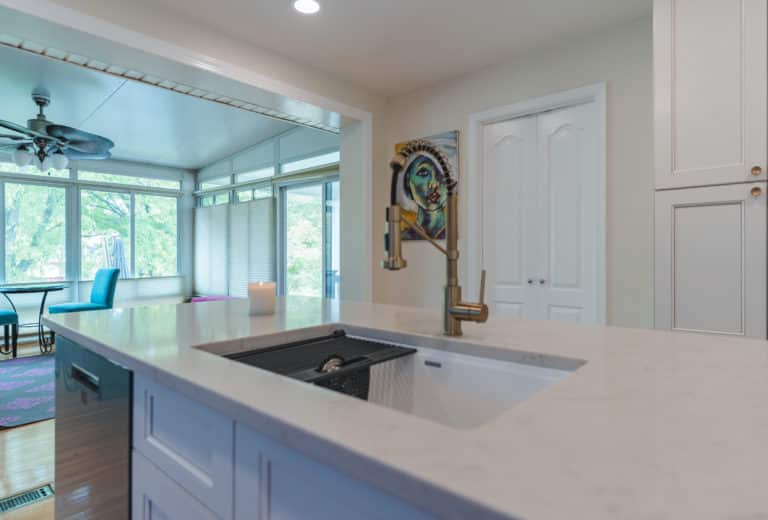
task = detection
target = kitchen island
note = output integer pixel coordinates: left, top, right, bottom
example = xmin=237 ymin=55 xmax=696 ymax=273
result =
xmin=44 ymin=297 xmax=768 ymax=519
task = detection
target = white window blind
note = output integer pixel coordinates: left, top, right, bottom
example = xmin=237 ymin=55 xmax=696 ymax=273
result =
xmin=228 ymin=204 xmax=249 ymax=297
xmin=194 ymin=204 xmax=229 ymax=295
xmin=227 ymin=198 xmax=275 ymax=297
xmin=248 ymin=198 xmax=275 ymax=286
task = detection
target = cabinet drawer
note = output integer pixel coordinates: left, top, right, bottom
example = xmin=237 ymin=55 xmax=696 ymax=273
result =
xmin=133 ymin=450 xmax=220 ymax=520
xmin=133 ymin=376 xmax=233 ymax=519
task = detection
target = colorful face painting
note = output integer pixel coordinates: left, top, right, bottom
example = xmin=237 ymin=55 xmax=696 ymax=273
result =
xmin=395 ymin=130 xmax=458 ymax=241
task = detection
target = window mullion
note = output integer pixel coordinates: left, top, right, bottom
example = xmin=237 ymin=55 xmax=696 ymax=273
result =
xmin=130 ymin=192 xmax=136 ymax=278
xmin=0 ymin=181 xmax=5 ymax=285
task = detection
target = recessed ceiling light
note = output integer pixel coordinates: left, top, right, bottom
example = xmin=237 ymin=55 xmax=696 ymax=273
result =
xmin=293 ymin=0 xmax=320 ymax=15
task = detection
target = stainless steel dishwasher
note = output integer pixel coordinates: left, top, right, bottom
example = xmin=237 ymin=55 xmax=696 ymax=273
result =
xmin=55 ymin=336 xmax=132 ymax=519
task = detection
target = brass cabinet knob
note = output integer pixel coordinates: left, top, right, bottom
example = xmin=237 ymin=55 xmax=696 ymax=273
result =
xmin=750 ymin=185 xmax=763 ymax=198
xmin=752 ymin=166 xmax=763 ymax=176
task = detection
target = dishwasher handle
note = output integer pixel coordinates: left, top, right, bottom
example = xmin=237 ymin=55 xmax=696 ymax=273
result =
xmin=71 ymin=363 xmax=101 ymax=395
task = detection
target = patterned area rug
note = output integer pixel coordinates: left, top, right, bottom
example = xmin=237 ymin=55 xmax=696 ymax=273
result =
xmin=0 ymin=355 xmax=55 ymax=428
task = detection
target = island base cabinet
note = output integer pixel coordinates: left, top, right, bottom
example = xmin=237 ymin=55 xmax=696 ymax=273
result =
xmin=132 ymin=450 xmax=219 ymax=520
xmin=235 ymin=423 xmax=433 ymax=520
xmin=655 ymin=183 xmax=767 ymax=337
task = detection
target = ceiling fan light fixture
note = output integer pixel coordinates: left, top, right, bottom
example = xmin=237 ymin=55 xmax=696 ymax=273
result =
xmin=12 ymin=147 xmax=32 ymax=167
xmin=51 ymin=152 xmax=69 ymax=170
xmin=41 ymin=156 xmax=54 ymax=172
xmin=293 ymin=0 xmax=320 ymax=14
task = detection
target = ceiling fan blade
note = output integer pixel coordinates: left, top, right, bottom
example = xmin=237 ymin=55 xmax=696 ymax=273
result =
xmin=0 ymin=119 xmax=47 ymax=139
xmin=63 ymin=149 xmax=112 ymax=161
xmin=60 ymin=140 xmax=113 ymax=155
xmin=0 ymin=134 xmax=32 ymax=141
xmin=46 ymin=125 xmax=114 ymax=150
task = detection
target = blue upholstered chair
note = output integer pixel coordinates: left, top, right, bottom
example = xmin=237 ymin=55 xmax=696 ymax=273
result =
xmin=49 ymin=268 xmax=120 ymax=315
xmin=0 ymin=309 xmax=18 ymax=358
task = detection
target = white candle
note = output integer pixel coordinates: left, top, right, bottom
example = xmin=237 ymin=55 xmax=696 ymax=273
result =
xmin=248 ymin=282 xmax=276 ymax=316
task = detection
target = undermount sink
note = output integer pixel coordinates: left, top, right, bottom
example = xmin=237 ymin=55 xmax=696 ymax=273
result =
xmin=202 ymin=326 xmax=582 ymax=430
xmin=367 ymin=346 xmax=572 ymax=429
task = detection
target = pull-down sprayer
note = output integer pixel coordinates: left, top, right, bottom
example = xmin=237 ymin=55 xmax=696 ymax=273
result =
xmin=382 ymin=139 xmax=488 ymax=336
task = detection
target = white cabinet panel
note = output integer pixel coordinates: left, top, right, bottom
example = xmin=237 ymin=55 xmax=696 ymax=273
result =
xmin=133 ymin=376 xmax=234 ymax=520
xmin=235 ymin=424 xmax=433 ymax=520
xmin=655 ymin=183 xmax=766 ymax=337
xmin=654 ymin=0 xmax=767 ymax=188
xmin=132 ymin=451 xmax=219 ymax=520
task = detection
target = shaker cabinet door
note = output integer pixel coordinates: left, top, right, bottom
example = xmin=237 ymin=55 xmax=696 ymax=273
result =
xmin=654 ymin=0 xmax=767 ymax=188
xmin=655 ymin=183 xmax=766 ymax=337
xmin=132 ymin=451 xmax=219 ymax=520
xmin=234 ymin=424 xmax=433 ymax=520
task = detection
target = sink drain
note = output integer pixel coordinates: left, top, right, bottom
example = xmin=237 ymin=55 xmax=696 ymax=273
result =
xmin=0 ymin=484 xmax=54 ymax=513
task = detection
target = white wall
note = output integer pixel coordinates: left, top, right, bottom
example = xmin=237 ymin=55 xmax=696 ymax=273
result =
xmin=374 ymin=16 xmax=653 ymax=328
xmin=339 ymin=121 xmax=368 ymax=301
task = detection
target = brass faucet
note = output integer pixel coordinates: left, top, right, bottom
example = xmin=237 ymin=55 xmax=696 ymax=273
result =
xmin=382 ymin=139 xmax=488 ymax=336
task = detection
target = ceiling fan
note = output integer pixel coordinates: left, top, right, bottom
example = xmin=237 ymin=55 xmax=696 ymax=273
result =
xmin=0 ymin=87 xmax=114 ymax=173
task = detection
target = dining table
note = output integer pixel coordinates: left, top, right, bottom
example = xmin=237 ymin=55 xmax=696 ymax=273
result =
xmin=0 ymin=283 xmax=69 ymax=353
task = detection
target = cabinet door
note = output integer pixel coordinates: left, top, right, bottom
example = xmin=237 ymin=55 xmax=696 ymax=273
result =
xmin=655 ymin=183 xmax=766 ymax=337
xmin=654 ymin=0 xmax=767 ymax=189
xmin=235 ymin=424 xmax=432 ymax=520
xmin=132 ymin=451 xmax=219 ymax=520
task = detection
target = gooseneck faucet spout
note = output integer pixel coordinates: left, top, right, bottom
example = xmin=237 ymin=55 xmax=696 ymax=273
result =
xmin=382 ymin=139 xmax=489 ymax=336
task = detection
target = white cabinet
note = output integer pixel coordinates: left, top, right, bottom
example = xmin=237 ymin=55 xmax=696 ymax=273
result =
xmin=654 ymin=0 xmax=767 ymax=189
xmin=132 ymin=450 xmax=219 ymax=520
xmin=655 ymin=183 xmax=766 ymax=337
xmin=131 ymin=378 xmax=434 ymax=520
xmin=234 ymin=424 xmax=432 ymax=520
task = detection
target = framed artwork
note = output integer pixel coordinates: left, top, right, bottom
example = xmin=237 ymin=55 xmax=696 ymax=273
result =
xmin=395 ymin=130 xmax=458 ymax=241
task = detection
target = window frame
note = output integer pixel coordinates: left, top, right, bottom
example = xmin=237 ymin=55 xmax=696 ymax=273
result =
xmin=78 ymin=185 xmax=182 ymax=282
xmin=0 ymin=178 xmax=69 ymax=285
xmin=0 ymin=161 xmax=183 ymax=286
xmin=275 ymin=172 xmax=340 ymax=298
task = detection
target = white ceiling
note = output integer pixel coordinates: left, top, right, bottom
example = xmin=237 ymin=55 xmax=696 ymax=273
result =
xmin=152 ymin=0 xmax=651 ymax=97
xmin=0 ymin=44 xmax=296 ymax=169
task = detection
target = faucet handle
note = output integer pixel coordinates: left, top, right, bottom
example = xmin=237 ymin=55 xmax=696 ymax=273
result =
xmin=479 ymin=269 xmax=486 ymax=305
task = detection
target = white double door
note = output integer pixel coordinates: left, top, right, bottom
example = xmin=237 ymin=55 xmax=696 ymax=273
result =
xmin=482 ymin=102 xmax=601 ymax=324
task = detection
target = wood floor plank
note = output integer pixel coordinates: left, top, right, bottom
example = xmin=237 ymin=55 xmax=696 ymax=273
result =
xmin=0 ymin=420 xmax=54 ymax=500
xmin=3 ymin=497 xmax=54 ymax=519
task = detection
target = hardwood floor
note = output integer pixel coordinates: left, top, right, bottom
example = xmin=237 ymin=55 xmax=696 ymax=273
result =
xmin=0 ymin=342 xmax=55 ymax=519
xmin=0 ymin=421 xmax=54 ymax=519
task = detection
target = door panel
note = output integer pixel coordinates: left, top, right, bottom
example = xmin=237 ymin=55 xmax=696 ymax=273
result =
xmin=547 ymin=305 xmax=583 ymax=323
xmin=537 ymin=103 xmax=597 ymax=324
xmin=482 ymin=117 xmax=538 ymax=318
xmin=655 ymin=183 xmax=766 ymax=337
xmin=654 ymin=0 xmax=767 ymax=188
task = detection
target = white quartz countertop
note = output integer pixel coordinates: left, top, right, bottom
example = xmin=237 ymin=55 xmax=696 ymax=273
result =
xmin=44 ymin=297 xmax=768 ymax=519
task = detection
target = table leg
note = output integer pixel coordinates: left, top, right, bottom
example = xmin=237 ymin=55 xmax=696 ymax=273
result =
xmin=38 ymin=290 xmax=53 ymax=353
xmin=0 ymin=294 xmax=16 ymax=355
